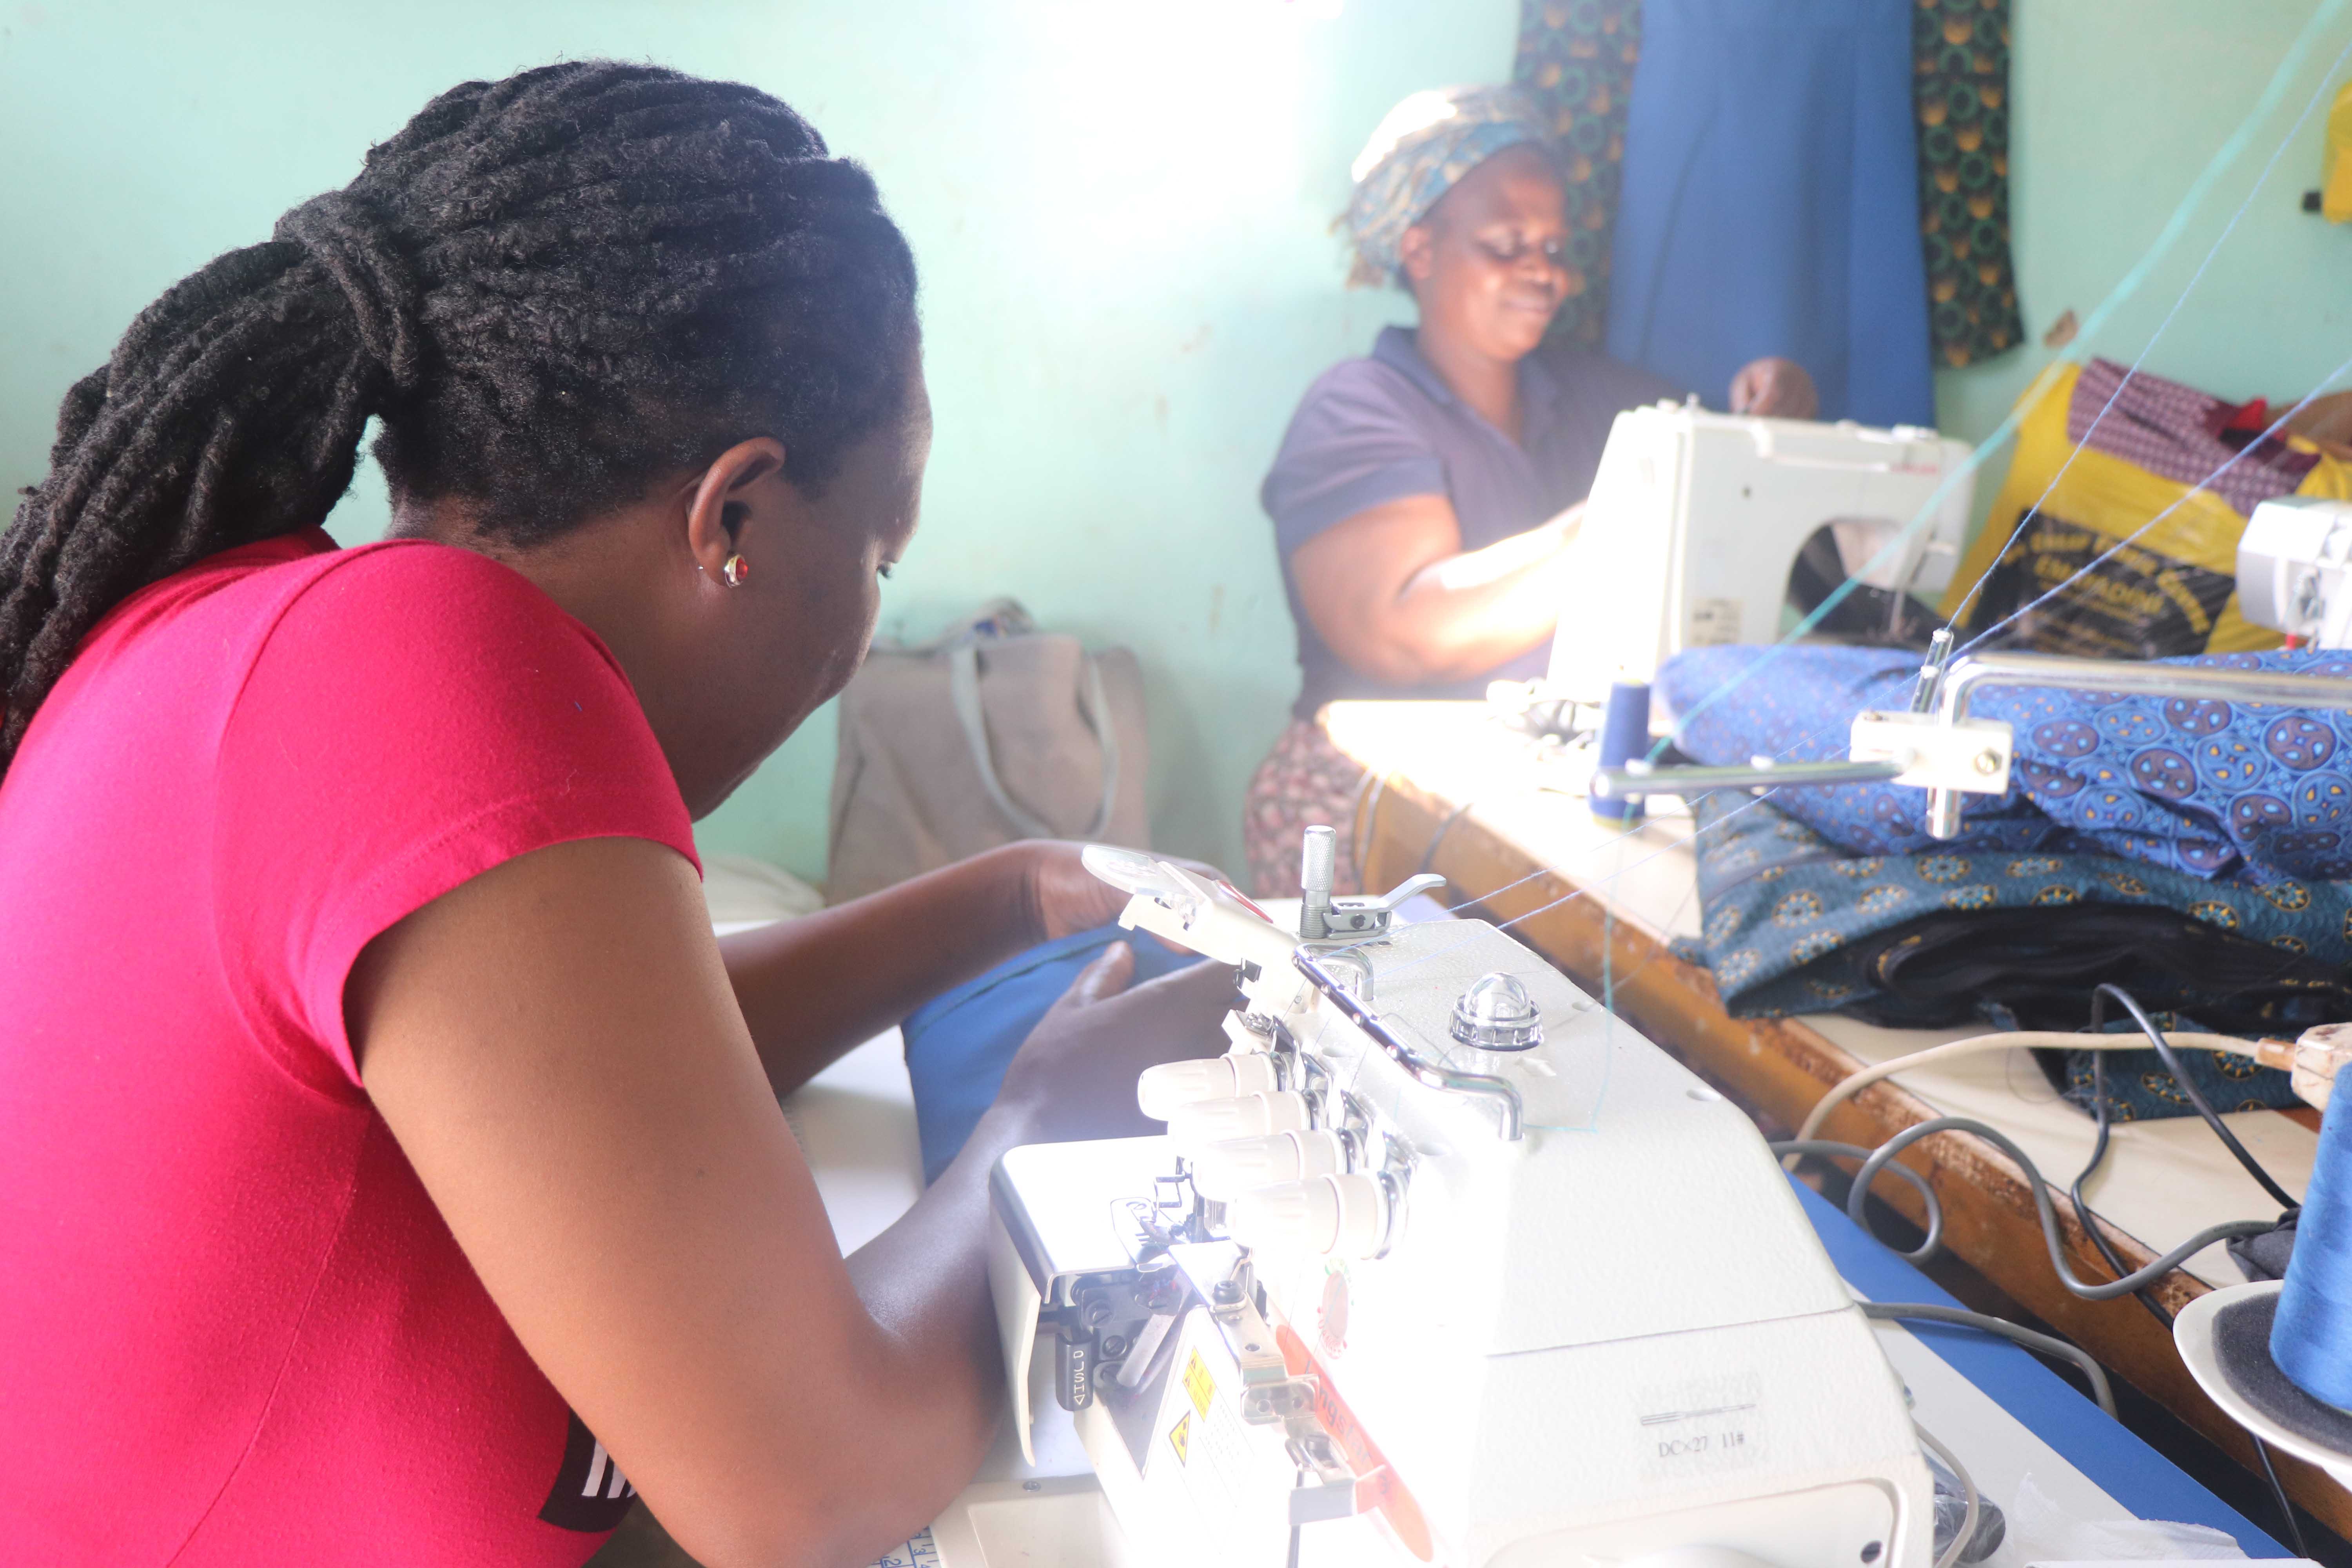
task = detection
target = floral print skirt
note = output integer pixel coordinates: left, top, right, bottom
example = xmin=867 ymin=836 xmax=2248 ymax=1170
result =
xmin=1242 ymin=719 xmax=1369 ymax=900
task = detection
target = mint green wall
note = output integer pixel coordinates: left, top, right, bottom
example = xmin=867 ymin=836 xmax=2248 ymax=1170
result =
xmin=1936 ymin=1 xmax=2352 ymax=457
xmin=5 ymin=1 xmax=2347 ymax=885
xmin=0 ymin=0 xmax=1517 ymax=884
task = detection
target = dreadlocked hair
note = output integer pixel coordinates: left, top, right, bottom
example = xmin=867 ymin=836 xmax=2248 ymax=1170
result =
xmin=0 ymin=61 xmax=918 ymax=773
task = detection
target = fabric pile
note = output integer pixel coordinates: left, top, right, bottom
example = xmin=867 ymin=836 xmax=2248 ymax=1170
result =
xmin=1661 ymin=643 xmax=2352 ymax=886
xmin=1671 ymin=789 xmax=2335 ymax=1118
xmin=1658 ymin=642 xmax=2352 ymax=1120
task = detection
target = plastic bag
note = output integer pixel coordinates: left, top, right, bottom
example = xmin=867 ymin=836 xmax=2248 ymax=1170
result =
xmin=1940 ymin=361 xmax=2352 ymax=659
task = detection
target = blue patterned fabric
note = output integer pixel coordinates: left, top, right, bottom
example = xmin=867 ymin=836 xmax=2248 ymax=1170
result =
xmin=1680 ymin=787 xmax=2352 ymax=1013
xmin=1659 ymin=644 xmax=2352 ymax=885
xmin=1676 ymin=791 xmax=2331 ymax=1118
xmin=1344 ymin=85 xmax=1555 ymax=286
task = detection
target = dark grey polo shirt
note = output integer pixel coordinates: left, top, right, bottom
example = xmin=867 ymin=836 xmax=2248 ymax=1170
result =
xmin=1263 ymin=325 xmax=1683 ymax=720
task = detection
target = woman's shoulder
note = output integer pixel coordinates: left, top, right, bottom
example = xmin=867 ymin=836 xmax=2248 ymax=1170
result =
xmin=1276 ymin=354 xmax=1452 ymax=470
xmin=263 ymin=537 xmax=617 ymax=671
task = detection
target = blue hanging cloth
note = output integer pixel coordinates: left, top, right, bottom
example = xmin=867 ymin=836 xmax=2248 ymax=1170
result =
xmin=1605 ymin=0 xmax=1935 ymax=426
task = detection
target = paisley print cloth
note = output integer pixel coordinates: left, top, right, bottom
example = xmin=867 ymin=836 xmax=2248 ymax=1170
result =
xmin=1659 ymin=642 xmax=2352 ymax=885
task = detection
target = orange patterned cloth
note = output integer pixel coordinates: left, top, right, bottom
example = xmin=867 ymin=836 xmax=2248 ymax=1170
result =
xmin=1513 ymin=0 xmax=1642 ymax=352
xmin=1242 ymin=719 xmax=1370 ymax=900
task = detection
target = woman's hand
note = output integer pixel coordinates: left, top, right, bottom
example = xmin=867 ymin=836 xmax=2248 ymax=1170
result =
xmin=1020 ymin=840 xmax=1233 ymax=942
xmin=1728 ymin=356 xmax=1818 ymax=419
xmin=992 ymin=943 xmax=1235 ymax=1144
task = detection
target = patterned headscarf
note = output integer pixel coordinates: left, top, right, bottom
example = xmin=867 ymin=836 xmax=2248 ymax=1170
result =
xmin=1343 ymin=84 xmax=1555 ymax=287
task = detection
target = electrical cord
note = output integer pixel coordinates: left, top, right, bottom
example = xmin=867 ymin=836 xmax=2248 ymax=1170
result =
xmin=1771 ymin=1140 xmax=1946 ymax=1257
xmin=1791 ymin=1029 xmax=2255 ymax=1151
xmin=1847 ymin=1116 xmax=2274 ymax=1298
xmin=1862 ymin=1302 xmax=2116 ymax=1419
xmin=1815 ymin=1020 xmax=2312 ymax=1553
xmin=2071 ymin=1054 xmax=2167 ymax=1325
xmin=2091 ymin=984 xmax=2300 ymax=1212
xmin=2252 ymin=1433 xmax=2313 ymax=1561
xmin=1914 ymin=1420 xmax=1980 ymax=1568
xmin=2062 ymin=1070 xmax=2315 ymax=1560
xmin=1415 ymin=796 xmax=1480 ymax=881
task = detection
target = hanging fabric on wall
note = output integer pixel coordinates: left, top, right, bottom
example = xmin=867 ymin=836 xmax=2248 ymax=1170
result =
xmin=1513 ymin=0 xmax=1644 ymax=351
xmin=1604 ymin=0 xmax=1934 ymax=426
xmin=1913 ymin=0 xmax=2025 ymax=367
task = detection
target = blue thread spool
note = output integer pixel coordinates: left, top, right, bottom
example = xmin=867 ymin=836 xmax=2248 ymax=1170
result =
xmin=2274 ymin=1087 xmax=2352 ymax=1410
xmin=1593 ymin=681 xmax=1651 ymax=826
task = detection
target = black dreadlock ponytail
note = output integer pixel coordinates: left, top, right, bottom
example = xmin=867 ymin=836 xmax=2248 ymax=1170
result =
xmin=0 ymin=62 xmax=918 ymax=772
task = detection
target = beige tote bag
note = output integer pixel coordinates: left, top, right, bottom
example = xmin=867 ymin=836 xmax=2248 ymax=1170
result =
xmin=824 ymin=601 xmax=1151 ymax=903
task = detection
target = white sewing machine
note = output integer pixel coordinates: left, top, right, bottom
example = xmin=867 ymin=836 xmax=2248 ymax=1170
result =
xmin=2238 ymin=494 xmax=2352 ymax=649
xmin=1546 ymin=403 xmax=1975 ymax=702
xmin=935 ymin=837 xmax=1935 ymax=1568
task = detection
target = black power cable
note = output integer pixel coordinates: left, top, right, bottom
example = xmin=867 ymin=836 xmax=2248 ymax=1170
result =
xmin=2091 ymin=984 xmax=2300 ymax=1212
xmin=2068 ymin=1009 xmax=2310 ymax=1560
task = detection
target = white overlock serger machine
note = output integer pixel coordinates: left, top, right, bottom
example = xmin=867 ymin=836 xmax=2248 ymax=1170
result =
xmin=2237 ymin=494 xmax=2352 ymax=650
xmin=1546 ymin=403 xmax=1976 ymax=702
xmin=935 ymin=829 xmax=1938 ymax=1568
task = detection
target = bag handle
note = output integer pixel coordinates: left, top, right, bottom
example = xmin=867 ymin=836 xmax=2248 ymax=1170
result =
xmin=948 ymin=641 xmax=1121 ymax=841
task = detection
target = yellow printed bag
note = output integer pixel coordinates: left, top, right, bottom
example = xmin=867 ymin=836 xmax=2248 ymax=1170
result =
xmin=1939 ymin=362 xmax=2352 ymax=658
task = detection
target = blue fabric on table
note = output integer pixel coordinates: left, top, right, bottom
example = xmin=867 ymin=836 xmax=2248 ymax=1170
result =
xmin=1659 ymin=643 xmax=2352 ymax=886
xmin=1605 ymin=0 xmax=1933 ymax=426
xmin=1674 ymin=789 xmax=2325 ymax=1117
xmin=1788 ymin=1179 xmax=2281 ymax=1555
xmin=901 ymin=926 xmax=1202 ymax=1184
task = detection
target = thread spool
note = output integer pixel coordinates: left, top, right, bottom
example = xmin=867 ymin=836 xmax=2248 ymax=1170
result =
xmin=1593 ymin=681 xmax=1651 ymax=826
xmin=2274 ymin=1086 xmax=2352 ymax=1410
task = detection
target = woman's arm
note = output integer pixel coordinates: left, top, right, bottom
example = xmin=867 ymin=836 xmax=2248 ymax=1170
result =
xmin=719 ymin=841 xmax=1186 ymax=1098
xmin=351 ymin=834 xmax=1231 ymax=1568
xmin=1290 ymin=492 xmax=1584 ymax=686
xmin=719 ymin=844 xmax=1042 ymax=1096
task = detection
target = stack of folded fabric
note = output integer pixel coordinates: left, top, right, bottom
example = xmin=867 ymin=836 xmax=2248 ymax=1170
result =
xmin=1661 ymin=644 xmax=2352 ymax=883
xmin=1659 ymin=644 xmax=2352 ymax=1118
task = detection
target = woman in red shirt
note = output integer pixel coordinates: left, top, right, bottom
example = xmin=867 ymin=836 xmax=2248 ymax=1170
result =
xmin=0 ymin=62 xmax=1227 ymax=1568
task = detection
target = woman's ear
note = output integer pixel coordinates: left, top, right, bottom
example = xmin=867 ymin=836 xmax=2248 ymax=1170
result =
xmin=682 ymin=438 xmax=788 ymax=584
xmin=1397 ymin=222 xmax=1438 ymax=291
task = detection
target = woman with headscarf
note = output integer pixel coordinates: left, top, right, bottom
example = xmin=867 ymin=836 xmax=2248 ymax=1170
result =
xmin=1242 ymin=85 xmax=1818 ymax=897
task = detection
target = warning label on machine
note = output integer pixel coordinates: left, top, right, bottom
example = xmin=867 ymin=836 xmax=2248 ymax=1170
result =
xmin=1167 ymin=1414 xmax=1191 ymax=1466
xmin=1183 ymin=1349 xmax=1216 ymax=1419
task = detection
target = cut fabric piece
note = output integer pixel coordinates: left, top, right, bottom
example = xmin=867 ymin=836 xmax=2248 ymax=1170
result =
xmin=2067 ymin=358 xmax=2321 ymax=518
xmin=2062 ymin=1020 xmax=2307 ymax=1123
xmin=1605 ymin=0 xmax=1933 ymax=426
xmin=1514 ymin=0 xmax=1643 ymax=350
xmin=1673 ymin=792 xmax=2332 ymax=1115
xmin=1659 ymin=641 xmax=2352 ymax=885
xmin=901 ymin=926 xmax=1202 ymax=1184
xmin=1913 ymin=0 xmax=2023 ymax=367
xmin=1941 ymin=360 xmax=2351 ymax=659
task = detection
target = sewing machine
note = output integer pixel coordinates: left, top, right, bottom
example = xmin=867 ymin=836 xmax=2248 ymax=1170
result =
xmin=1546 ymin=404 xmax=1975 ymax=702
xmin=933 ymin=834 xmax=1936 ymax=1568
xmin=2238 ymin=494 xmax=2352 ymax=649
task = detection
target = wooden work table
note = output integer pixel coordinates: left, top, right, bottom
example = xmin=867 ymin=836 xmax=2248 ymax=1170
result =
xmin=1322 ymin=699 xmax=2346 ymax=1541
